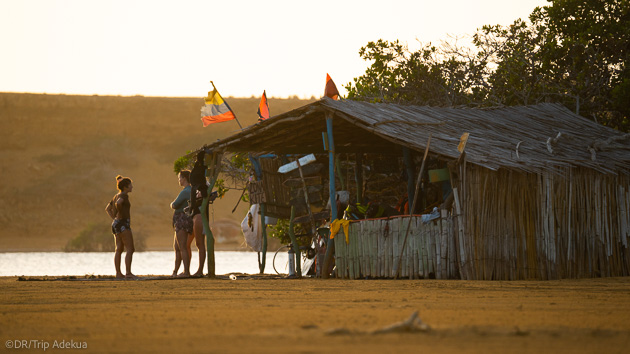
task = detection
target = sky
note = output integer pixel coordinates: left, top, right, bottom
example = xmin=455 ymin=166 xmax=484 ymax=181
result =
xmin=0 ymin=0 xmax=549 ymax=99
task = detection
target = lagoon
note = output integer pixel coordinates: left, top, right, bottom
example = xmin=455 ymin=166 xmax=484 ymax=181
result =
xmin=0 ymin=251 xmax=280 ymax=277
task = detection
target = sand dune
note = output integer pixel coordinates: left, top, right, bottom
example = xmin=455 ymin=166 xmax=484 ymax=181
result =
xmin=0 ymin=93 xmax=312 ymax=251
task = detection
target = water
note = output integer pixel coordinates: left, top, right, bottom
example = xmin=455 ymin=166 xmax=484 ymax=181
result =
xmin=0 ymin=251 xmax=281 ymax=277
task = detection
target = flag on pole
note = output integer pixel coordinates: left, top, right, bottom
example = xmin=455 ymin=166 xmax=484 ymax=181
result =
xmin=257 ymin=90 xmax=270 ymax=121
xmin=324 ymin=73 xmax=340 ymax=100
xmin=200 ymin=82 xmax=237 ymax=127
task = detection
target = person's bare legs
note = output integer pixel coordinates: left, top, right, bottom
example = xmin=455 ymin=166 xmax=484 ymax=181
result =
xmin=172 ymin=232 xmax=182 ymax=277
xmin=176 ymin=229 xmax=191 ymax=277
xmin=119 ymin=229 xmax=135 ymax=279
xmin=114 ymin=234 xmax=125 ymax=278
xmin=192 ymin=214 xmax=206 ymax=277
xmin=186 ymin=234 xmax=194 ymax=264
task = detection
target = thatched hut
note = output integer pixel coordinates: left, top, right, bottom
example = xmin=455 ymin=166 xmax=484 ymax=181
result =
xmin=198 ymin=98 xmax=630 ymax=280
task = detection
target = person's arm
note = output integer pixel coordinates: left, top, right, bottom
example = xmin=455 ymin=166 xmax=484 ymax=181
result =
xmin=105 ymin=198 xmax=117 ymax=218
xmin=116 ymin=194 xmax=126 ymax=209
xmin=171 ymin=189 xmax=188 ymax=210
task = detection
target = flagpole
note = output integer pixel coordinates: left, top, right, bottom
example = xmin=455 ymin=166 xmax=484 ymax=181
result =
xmin=210 ymin=81 xmax=243 ymax=130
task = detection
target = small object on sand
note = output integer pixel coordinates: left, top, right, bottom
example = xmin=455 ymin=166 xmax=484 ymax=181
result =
xmin=229 ymin=274 xmax=237 ymax=280
xmin=514 ymin=326 xmax=529 ymax=336
xmin=371 ymin=311 xmax=430 ymax=334
xmin=325 ymin=328 xmax=354 ymax=336
xmin=323 ymin=311 xmax=430 ymax=336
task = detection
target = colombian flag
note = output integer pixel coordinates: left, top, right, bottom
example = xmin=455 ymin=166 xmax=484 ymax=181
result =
xmin=257 ymin=90 xmax=270 ymax=121
xmin=200 ymin=82 xmax=236 ymax=127
xmin=324 ymin=73 xmax=340 ymax=100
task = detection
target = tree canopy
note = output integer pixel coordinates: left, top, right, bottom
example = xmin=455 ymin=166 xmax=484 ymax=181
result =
xmin=345 ymin=0 xmax=630 ymax=132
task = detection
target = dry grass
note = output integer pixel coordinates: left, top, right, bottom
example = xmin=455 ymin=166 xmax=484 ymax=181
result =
xmin=0 ymin=93 xmax=313 ymax=251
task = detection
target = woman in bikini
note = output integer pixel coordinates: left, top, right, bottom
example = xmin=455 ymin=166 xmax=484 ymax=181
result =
xmin=108 ymin=175 xmax=136 ymax=279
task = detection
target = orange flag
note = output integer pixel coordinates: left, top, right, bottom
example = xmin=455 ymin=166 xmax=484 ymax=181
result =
xmin=257 ymin=90 xmax=270 ymax=121
xmin=324 ymin=73 xmax=340 ymax=100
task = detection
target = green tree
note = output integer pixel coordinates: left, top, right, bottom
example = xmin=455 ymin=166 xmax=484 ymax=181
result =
xmin=540 ymin=0 xmax=630 ymax=130
xmin=346 ymin=0 xmax=630 ymax=132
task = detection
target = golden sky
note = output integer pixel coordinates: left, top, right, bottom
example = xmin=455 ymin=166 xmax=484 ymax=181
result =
xmin=0 ymin=0 xmax=549 ymax=98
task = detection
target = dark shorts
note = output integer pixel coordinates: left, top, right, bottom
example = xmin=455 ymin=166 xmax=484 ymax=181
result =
xmin=173 ymin=212 xmax=193 ymax=234
xmin=112 ymin=218 xmax=131 ymax=235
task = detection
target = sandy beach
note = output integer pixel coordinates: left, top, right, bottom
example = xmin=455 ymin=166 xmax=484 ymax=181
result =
xmin=2 ymin=276 xmax=629 ymax=353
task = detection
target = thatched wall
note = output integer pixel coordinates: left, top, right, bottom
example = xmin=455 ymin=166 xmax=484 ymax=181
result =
xmin=333 ymin=165 xmax=630 ymax=280
xmin=461 ymin=165 xmax=630 ymax=280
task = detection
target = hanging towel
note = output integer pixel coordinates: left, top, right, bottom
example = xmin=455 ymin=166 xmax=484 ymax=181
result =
xmin=330 ymin=219 xmax=350 ymax=244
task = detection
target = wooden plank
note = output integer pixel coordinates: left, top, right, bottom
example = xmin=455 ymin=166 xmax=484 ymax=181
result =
xmin=371 ymin=220 xmax=378 ymax=277
xmin=411 ymin=219 xmax=417 ymax=279
xmin=391 ymin=219 xmax=399 ymax=277
xmin=408 ymin=219 xmax=414 ymax=279
xmin=372 ymin=219 xmax=379 ymax=277
xmin=353 ymin=224 xmax=360 ymax=279
xmin=440 ymin=222 xmax=442 ymax=279
xmin=404 ymin=218 xmax=409 ymax=278
xmin=441 ymin=215 xmax=448 ymax=278
xmin=388 ymin=220 xmax=396 ymax=277
xmin=277 ymin=154 xmax=316 ymax=174
xmin=448 ymin=213 xmax=456 ymax=278
xmin=413 ymin=219 xmax=419 ymax=279
xmin=453 ymin=188 xmax=467 ymax=280
xmin=385 ymin=219 xmax=391 ymax=277
xmin=361 ymin=221 xmax=368 ymax=278
xmin=428 ymin=224 xmax=435 ymax=277
xmin=378 ymin=221 xmax=385 ymax=277
xmin=334 ymin=227 xmax=342 ymax=278
xmin=417 ymin=220 xmax=425 ymax=277
xmin=347 ymin=225 xmax=354 ymax=279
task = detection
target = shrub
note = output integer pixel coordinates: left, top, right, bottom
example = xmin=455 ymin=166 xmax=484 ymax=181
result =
xmin=64 ymin=222 xmax=146 ymax=252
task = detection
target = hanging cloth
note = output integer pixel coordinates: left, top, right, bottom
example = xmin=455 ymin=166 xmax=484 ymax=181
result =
xmin=330 ymin=219 xmax=350 ymax=244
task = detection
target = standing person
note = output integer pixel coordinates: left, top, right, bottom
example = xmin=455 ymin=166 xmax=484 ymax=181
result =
xmin=171 ymin=170 xmax=194 ymax=277
xmin=188 ymin=150 xmax=209 ymax=277
xmin=108 ymin=175 xmax=136 ymax=279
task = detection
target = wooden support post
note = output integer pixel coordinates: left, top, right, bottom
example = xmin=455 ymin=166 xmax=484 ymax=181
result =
xmin=288 ymin=206 xmax=302 ymax=277
xmin=259 ymin=204 xmax=268 ymax=274
xmin=322 ymin=114 xmax=337 ymax=278
xmin=202 ymin=151 xmax=222 ymax=278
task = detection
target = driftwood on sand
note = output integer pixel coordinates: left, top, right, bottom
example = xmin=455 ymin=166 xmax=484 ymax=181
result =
xmin=325 ymin=311 xmax=430 ymax=336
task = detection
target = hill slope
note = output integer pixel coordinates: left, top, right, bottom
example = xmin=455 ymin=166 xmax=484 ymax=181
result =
xmin=0 ymin=93 xmax=313 ymax=251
